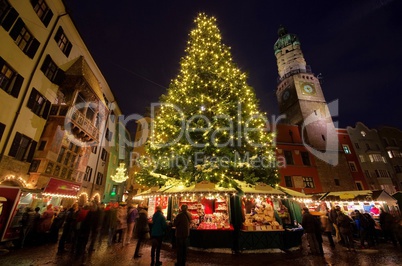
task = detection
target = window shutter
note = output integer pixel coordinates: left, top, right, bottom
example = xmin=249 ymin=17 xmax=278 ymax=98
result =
xmin=27 ymin=140 xmax=37 ymax=162
xmin=26 ymin=38 xmax=40 ymax=59
xmin=53 ymin=69 xmax=65 ymax=85
xmin=0 ymin=122 xmax=5 ymax=141
xmin=8 ymin=132 xmax=22 ymax=157
xmin=64 ymin=42 xmax=72 ymax=57
xmin=30 ymin=0 xmax=39 ymax=8
xmin=10 ymin=74 xmax=23 ymax=98
xmin=0 ymin=56 xmax=5 ymax=70
xmin=9 ymin=18 xmax=24 ymax=40
xmin=1 ymin=7 xmax=19 ymax=32
xmin=42 ymin=100 xmax=51 ymax=119
xmin=27 ymin=88 xmax=38 ymax=109
xmin=54 ymin=26 xmax=62 ymax=41
xmin=40 ymin=55 xmax=51 ymax=73
xmin=42 ymin=9 xmax=53 ymax=27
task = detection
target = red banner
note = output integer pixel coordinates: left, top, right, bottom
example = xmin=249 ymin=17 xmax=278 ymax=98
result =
xmin=43 ymin=178 xmax=80 ymax=196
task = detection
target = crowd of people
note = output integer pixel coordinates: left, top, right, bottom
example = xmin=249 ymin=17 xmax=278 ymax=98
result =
xmin=18 ymin=201 xmax=192 ymax=266
xmin=301 ymin=205 xmax=402 ymax=256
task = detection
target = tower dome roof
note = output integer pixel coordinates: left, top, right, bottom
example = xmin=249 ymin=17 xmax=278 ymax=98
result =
xmin=274 ymin=25 xmax=300 ymax=55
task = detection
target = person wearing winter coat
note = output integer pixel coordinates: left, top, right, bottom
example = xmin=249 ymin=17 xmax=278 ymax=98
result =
xmin=379 ymin=208 xmax=397 ymax=246
xmin=116 ymin=202 xmax=128 ymax=245
xmin=126 ymin=204 xmax=138 ymax=244
xmin=133 ymin=207 xmax=149 ymax=258
xmin=301 ymin=207 xmax=321 ymax=255
xmin=336 ymin=210 xmax=355 ymax=251
xmin=320 ymin=212 xmax=335 ymax=248
xmin=174 ymin=204 xmax=193 ymax=266
xmin=150 ymin=206 xmax=167 ymax=266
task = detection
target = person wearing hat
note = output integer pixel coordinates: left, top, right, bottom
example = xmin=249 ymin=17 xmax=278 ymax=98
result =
xmin=174 ymin=204 xmax=192 ymax=266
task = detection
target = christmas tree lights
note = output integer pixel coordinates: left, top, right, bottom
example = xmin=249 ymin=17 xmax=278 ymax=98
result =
xmin=137 ymin=13 xmax=279 ymax=188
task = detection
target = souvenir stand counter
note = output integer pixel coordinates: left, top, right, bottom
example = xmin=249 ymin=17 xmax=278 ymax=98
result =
xmin=236 ymin=182 xmax=305 ymax=251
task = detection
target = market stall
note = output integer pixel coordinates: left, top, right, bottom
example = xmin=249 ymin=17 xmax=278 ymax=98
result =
xmin=235 ymin=182 xmax=304 ymax=251
xmin=138 ymin=181 xmax=236 ymax=249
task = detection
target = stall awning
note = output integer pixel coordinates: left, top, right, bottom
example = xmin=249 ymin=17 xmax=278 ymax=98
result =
xmin=43 ymin=178 xmax=81 ymax=198
xmin=235 ymin=181 xmax=285 ymax=195
xmin=278 ymin=186 xmax=311 ymax=198
xmin=316 ymin=190 xmax=372 ymax=201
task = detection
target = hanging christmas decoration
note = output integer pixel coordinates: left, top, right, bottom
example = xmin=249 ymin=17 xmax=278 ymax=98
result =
xmin=111 ymin=163 xmax=129 ymax=183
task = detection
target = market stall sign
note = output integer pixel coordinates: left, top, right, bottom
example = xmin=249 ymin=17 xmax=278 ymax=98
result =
xmin=43 ymin=178 xmax=80 ymax=197
xmin=339 ymin=193 xmax=356 ymax=199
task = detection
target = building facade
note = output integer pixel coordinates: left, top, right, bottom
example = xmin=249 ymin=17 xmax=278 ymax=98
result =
xmin=0 ymin=0 xmax=128 ymax=206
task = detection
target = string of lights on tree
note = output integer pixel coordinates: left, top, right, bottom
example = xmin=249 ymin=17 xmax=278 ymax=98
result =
xmin=137 ymin=13 xmax=279 ymax=188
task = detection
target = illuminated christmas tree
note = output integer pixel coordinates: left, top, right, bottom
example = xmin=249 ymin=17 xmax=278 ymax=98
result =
xmin=137 ymin=13 xmax=278 ymax=188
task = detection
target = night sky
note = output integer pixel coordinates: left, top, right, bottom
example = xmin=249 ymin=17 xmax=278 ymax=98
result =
xmin=65 ymin=0 xmax=402 ymax=133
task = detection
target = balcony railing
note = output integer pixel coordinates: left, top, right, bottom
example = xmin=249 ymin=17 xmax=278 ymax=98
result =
xmin=49 ymin=104 xmax=99 ymax=143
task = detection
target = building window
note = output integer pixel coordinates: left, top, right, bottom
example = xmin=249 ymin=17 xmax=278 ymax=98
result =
xmin=27 ymin=88 xmax=51 ymax=119
xmin=40 ymin=55 xmax=65 ymax=85
xmin=106 ymin=128 xmax=113 ymax=142
xmin=63 ymin=152 xmax=70 ymax=165
xmin=29 ymin=159 xmax=40 ymax=172
xmin=101 ymin=148 xmax=108 ymax=161
xmin=342 ymin=145 xmax=351 ymax=154
xmin=354 ymin=143 xmax=360 ymax=149
xmin=45 ymin=162 xmax=53 ymax=174
xmin=91 ymin=145 xmax=97 ymax=154
xmin=84 ymin=166 xmax=92 ymax=182
xmin=285 ymin=176 xmax=293 ymax=187
xmin=334 ymin=178 xmax=340 ymax=186
xmin=375 ymin=169 xmax=389 ymax=178
xmin=365 ymin=143 xmax=370 ymax=150
xmin=70 ymin=155 xmax=76 ymax=168
xmin=9 ymin=18 xmax=40 ymax=58
xmin=54 ymin=165 xmax=60 ymax=176
xmin=359 ymin=155 xmax=365 ymax=163
xmin=38 ymin=140 xmax=46 ymax=150
xmin=394 ymin=165 xmax=402 ymax=174
xmin=356 ymin=182 xmax=363 ymax=190
xmin=0 ymin=122 xmax=5 ymax=141
xmin=60 ymin=167 xmax=67 ymax=178
xmin=301 ymin=151 xmax=311 ymax=166
xmin=0 ymin=57 xmax=23 ymax=98
xmin=369 ymin=154 xmax=383 ymax=162
xmin=54 ymin=26 xmax=72 ymax=56
xmin=31 ymin=0 xmax=53 ymax=27
xmin=284 ymin=150 xmax=294 ymax=165
xmin=8 ymin=132 xmax=37 ymax=162
xmin=364 ymin=170 xmax=371 ymax=178
xmin=348 ymin=162 xmax=357 ymax=172
xmin=303 ymin=176 xmax=315 ymax=188
xmin=96 ymin=172 xmax=103 ymax=185
xmin=57 ymin=146 xmax=65 ymax=163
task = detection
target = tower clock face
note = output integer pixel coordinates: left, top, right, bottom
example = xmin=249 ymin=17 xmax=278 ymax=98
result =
xmin=301 ymin=82 xmax=316 ymax=95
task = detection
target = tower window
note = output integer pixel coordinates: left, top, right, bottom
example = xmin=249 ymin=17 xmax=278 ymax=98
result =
xmin=321 ymin=134 xmax=326 ymax=141
xmin=342 ymin=145 xmax=351 ymax=154
xmin=284 ymin=150 xmax=294 ymax=165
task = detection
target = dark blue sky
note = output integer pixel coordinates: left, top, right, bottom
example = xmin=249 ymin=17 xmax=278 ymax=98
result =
xmin=66 ymin=0 xmax=402 ymax=132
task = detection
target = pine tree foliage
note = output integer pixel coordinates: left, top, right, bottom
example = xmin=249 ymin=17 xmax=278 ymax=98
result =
xmin=137 ymin=13 xmax=278 ymax=188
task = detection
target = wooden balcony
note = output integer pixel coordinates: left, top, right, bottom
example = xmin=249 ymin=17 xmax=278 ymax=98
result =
xmin=49 ymin=104 xmax=99 ymax=143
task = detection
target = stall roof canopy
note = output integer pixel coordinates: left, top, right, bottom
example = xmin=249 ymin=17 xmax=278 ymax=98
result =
xmin=316 ymin=190 xmax=372 ymax=200
xmin=43 ymin=178 xmax=81 ymax=197
xmin=371 ymin=190 xmax=397 ymax=204
xmin=235 ymin=181 xmax=284 ymax=195
xmin=135 ymin=181 xmax=236 ymax=196
xmin=278 ymin=186 xmax=311 ymax=198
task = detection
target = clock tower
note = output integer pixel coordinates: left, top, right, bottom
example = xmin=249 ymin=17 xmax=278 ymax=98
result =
xmin=274 ymin=26 xmax=356 ymax=192
xmin=274 ymin=25 xmax=335 ymax=151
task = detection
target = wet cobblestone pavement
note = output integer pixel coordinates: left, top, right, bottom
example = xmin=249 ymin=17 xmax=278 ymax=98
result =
xmin=0 ymin=237 xmax=401 ymax=266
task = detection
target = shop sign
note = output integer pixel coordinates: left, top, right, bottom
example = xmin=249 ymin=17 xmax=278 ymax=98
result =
xmin=43 ymin=178 xmax=80 ymax=197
